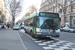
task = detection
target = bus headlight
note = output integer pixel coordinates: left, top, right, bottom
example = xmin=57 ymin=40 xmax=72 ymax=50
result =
xmin=37 ymin=33 xmax=41 ymax=34
xmin=56 ymin=29 xmax=60 ymax=32
xmin=36 ymin=28 xmax=42 ymax=32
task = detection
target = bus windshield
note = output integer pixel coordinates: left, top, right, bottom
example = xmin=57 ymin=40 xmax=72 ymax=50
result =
xmin=38 ymin=17 xmax=59 ymax=28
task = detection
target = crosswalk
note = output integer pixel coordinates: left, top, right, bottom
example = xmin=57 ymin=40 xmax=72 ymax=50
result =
xmin=20 ymin=29 xmax=75 ymax=50
xmin=34 ymin=40 xmax=75 ymax=50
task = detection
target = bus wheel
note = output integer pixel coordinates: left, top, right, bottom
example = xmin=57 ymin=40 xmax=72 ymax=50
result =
xmin=25 ymin=30 xmax=27 ymax=33
xmin=31 ymin=32 xmax=34 ymax=37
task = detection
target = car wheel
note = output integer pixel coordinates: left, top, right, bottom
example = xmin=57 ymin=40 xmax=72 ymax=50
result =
xmin=63 ymin=29 xmax=65 ymax=32
xmin=69 ymin=30 xmax=70 ymax=32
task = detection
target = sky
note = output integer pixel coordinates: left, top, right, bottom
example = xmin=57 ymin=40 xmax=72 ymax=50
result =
xmin=15 ymin=0 xmax=41 ymax=22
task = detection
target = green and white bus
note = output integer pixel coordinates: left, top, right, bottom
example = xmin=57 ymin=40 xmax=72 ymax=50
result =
xmin=24 ymin=12 xmax=61 ymax=38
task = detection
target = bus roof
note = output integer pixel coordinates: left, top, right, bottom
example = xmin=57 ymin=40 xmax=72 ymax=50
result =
xmin=24 ymin=12 xmax=59 ymax=20
xmin=24 ymin=13 xmax=39 ymax=20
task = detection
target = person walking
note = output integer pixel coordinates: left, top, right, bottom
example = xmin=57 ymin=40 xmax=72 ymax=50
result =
xmin=7 ymin=23 xmax=10 ymax=29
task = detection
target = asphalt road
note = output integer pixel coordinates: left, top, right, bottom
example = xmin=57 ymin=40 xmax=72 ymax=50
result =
xmin=59 ymin=31 xmax=75 ymax=43
xmin=0 ymin=29 xmax=25 ymax=50
xmin=19 ymin=29 xmax=75 ymax=50
xmin=19 ymin=31 xmax=44 ymax=50
xmin=0 ymin=29 xmax=75 ymax=50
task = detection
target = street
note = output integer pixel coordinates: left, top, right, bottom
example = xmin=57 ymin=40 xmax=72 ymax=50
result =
xmin=0 ymin=0 xmax=75 ymax=50
xmin=20 ymin=29 xmax=75 ymax=50
xmin=59 ymin=31 xmax=75 ymax=43
xmin=0 ymin=29 xmax=25 ymax=50
xmin=0 ymin=29 xmax=75 ymax=50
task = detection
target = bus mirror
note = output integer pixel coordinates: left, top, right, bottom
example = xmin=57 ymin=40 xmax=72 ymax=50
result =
xmin=59 ymin=18 xmax=61 ymax=21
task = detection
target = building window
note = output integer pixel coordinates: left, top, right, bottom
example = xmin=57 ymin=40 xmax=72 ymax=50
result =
xmin=71 ymin=6 xmax=73 ymax=12
xmin=71 ymin=0 xmax=74 ymax=1
xmin=71 ymin=0 xmax=74 ymax=3
xmin=64 ymin=9 xmax=66 ymax=14
xmin=56 ymin=8 xmax=57 ymax=13
xmin=65 ymin=0 xmax=67 ymax=5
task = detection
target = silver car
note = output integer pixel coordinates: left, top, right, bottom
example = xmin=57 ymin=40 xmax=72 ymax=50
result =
xmin=21 ymin=25 xmax=24 ymax=29
xmin=69 ymin=28 xmax=75 ymax=33
xmin=13 ymin=25 xmax=21 ymax=30
xmin=63 ymin=27 xmax=70 ymax=32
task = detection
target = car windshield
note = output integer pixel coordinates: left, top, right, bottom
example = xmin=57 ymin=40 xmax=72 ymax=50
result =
xmin=37 ymin=17 xmax=59 ymax=28
xmin=65 ymin=27 xmax=69 ymax=28
xmin=14 ymin=25 xmax=19 ymax=27
xmin=21 ymin=25 xmax=24 ymax=26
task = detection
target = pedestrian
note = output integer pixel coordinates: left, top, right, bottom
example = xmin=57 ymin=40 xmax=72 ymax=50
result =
xmin=4 ymin=24 xmax=6 ymax=29
xmin=7 ymin=23 xmax=10 ymax=29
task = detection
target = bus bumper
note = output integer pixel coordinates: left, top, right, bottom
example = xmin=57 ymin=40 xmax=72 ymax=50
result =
xmin=35 ymin=32 xmax=60 ymax=38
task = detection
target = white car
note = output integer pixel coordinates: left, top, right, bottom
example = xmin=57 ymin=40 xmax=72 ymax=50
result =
xmin=13 ymin=25 xmax=21 ymax=30
xmin=69 ymin=28 xmax=75 ymax=33
xmin=63 ymin=27 xmax=70 ymax=32
xmin=21 ymin=25 xmax=24 ymax=29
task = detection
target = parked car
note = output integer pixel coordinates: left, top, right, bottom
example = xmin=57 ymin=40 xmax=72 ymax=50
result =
xmin=60 ymin=27 xmax=63 ymax=31
xmin=21 ymin=24 xmax=24 ymax=29
xmin=13 ymin=25 xmax=21 ymax=30
xmin=63 ymin=27 xmax=70 ymax=32
xmin=69 ymin=28 xmax=75 ymax=33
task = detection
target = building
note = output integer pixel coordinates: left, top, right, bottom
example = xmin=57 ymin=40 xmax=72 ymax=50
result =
xmin=0 ymin=0 xmax=5 ymax=24
xmin=0 ymin=0 xmax=12 ymax=25
xmin=40 ymin=0 xmax=75 ymax=27
xmin=5 ymin=2 xmax=12 ymax=24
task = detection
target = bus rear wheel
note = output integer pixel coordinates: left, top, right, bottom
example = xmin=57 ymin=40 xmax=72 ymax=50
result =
xmin=30 ymin=31 xmax=34 ymax=37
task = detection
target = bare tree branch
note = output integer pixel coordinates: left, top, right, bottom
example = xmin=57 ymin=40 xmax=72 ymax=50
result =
xmin=9 ymin=0 xmax=22 ymax=20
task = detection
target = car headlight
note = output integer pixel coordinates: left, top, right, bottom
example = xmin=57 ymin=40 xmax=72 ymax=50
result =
xmin=56 ymin=29 xmax=60 ymax=32
xmin=36 ymin=28 xmax=42 ymax=32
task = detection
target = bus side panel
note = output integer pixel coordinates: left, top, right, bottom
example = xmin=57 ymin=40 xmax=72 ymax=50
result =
xmin=33 ymin=27 xmax=36 ymax=34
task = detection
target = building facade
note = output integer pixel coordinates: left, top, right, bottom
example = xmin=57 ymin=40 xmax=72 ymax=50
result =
xmin=0 ymin=0 xmax=12 ymax=25
xmin=40 ymin=0 xmax=75 ymax=27
xmin=0 ymin=0 xmax=5 ymax=24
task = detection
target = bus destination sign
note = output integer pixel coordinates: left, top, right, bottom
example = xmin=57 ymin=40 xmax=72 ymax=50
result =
xmin=39 ymin=12 xmax=59 ymax=17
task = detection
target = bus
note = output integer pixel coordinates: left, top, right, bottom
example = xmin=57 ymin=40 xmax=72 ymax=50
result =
xmin=24 ymin=12 xmax=61 ymax=38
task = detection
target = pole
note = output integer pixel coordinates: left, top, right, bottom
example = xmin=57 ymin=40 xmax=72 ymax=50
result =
xmin=13 ymin=0 xmax=15 ymax=26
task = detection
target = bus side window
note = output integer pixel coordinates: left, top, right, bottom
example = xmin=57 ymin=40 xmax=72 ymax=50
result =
xmin=29 ymin=23 xmax=34 ymax=26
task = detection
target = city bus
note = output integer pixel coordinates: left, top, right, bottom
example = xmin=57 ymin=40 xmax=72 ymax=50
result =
xmin=24 ymin=12 xmax=61 ymax=38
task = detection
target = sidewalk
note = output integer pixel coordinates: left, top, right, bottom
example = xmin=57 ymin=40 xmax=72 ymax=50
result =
xmin=0 ymin=29 xmax=25 ymax=50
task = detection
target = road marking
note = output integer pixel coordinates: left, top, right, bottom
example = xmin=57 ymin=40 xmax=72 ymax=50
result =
xmin=20 ymin=29 xmax=25 ymax=33
xmin=35 ymin=41 xmax=42 ymax=43
xmin=17 ymin=31 xmax=28 ymax=50
xmin=43 ymin=47 xmax=53 ymax=49
xmin=20 ymin=29 xmax=75 ymax=50
xmin=38 ymin=43 xmax=46 ymax=45
xmin=19 ymin=29 xmax=35 ymax=40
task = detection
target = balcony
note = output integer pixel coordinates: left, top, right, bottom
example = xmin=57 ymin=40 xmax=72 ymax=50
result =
xmin=70 ymin=1 xmax=75 ymax=5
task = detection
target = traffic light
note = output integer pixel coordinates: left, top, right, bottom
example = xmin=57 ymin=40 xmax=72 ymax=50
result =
xmin=13 ymin=17 xmax=15 ymax=26
xmin=13 ymin=17 xmax=14 ymax=21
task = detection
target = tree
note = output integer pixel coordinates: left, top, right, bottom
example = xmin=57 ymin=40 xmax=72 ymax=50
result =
xmin=9 ymin=0 xmax=22 ymax=25
xmin=25 ymin=12 xmax=30 ymax=17
xmin=28 ymin=5 xmax=37 ymax=14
